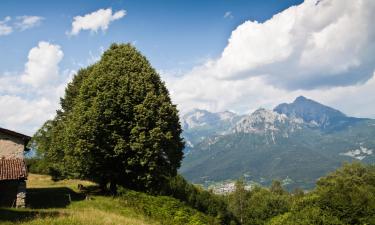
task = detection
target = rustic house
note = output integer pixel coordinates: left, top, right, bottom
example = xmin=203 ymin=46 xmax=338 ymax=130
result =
xmin=0 ymin=127 xmax=30 ymax=208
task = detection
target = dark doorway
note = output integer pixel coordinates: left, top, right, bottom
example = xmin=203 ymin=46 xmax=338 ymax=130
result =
xmin=0 ymin=180 xmax=19 ymax=207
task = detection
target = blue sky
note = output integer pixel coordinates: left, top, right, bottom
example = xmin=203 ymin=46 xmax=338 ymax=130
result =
xmin=1 ymin=0 xmax=303 ymax=73
xmin=1 ymin=0 xmax=375 ymax=135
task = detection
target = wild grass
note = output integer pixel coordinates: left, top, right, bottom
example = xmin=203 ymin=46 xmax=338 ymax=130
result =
xmin=26 ymin=174 xmax=95 ymax=190
xmin=0 ymin=174 xmax=216 ymax=225
xmin=0 ymin=198 xmax=156 ymax=225
xmin=0 ymin=174 xmax=158 ymax=225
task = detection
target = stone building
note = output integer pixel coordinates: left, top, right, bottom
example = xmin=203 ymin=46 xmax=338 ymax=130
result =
xmin=0 ymin=127 xmax=30 ymax=208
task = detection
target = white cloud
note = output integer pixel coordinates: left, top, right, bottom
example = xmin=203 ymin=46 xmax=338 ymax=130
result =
xmin=15 ymin=16 xmax=44 ymax=31
xmin=166 ymin=0 xmax=375 ymax=118
xmin=68 ymin=8 xmax=126 ymax=36
xmin=189 ymin=0 xmax=375 ymax=89
xmin=167 ymin=69 xmax=375 ymax=119
xmin=0 ymin=15 xmax=44 ymax=36
xmin=0 ymin=16 xmax=12 ymax=36
xmin=21 ymin=42 xmax=64 ymax=88
xmin=0 ymin=95 xmax=56 ymax=134
xmin=0 ymin=73 xmax=23 ymax=94
xmin=224 ymin=11 xmax=233 ymax=19
xmin=0 ymin=42 xmax=73 ymax=135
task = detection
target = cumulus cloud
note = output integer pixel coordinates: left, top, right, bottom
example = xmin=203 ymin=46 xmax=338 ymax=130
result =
xmin=0 ymin=95 xmax=56 ymax=134
xmin=183 ymin=0 xmax=375 ymax=89
xmin=0 ymin=16 xmax=12 ymax=36
xmin=166 ymin=0 xmax=375 ymax=118
xmin=0 ymin=42 xmax=72 ymax=135
xmin=21 ymin=42 xmax=64 ymax=87
xmin=68 ymin=8 xmax=126 ymax=36
xmin=15 ymin=16 xmax=44 ymax=31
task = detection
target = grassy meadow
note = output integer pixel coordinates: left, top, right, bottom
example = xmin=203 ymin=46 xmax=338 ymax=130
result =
xmin=0 ymin=174 xmax=214 ymax=225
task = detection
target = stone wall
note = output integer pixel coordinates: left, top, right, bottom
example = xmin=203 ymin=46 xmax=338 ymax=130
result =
xmin=0 ymin=130 xmax=28 ymax=208
xmin=0 ymin=132 xmax=25 ymax=159
xmin=16 ymin=181 xmax=26 ymax=208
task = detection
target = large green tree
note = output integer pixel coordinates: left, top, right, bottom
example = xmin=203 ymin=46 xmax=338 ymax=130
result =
xmin=33 ymin=43 xmax=184 ymax=192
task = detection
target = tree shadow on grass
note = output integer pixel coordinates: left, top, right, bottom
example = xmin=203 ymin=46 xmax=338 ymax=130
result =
xmin=0 ymin=185 xmax=101 ymax=223
xmin=0 ymin=208 xmax=61 ymax=222
xmin=27 ymin=187 xmax=86 ymax=209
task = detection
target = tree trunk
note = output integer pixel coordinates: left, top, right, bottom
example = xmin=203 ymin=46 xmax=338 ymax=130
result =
xmin=109 ymin=181 xmax=117 ymax=195
xmin=99 ymin=181 xmax=107 ymax=193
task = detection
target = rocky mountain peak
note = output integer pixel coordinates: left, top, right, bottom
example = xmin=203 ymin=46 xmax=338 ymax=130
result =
xmin=274 ymin=96 xmax=350 ymax=130
xmin=232 ymin=108 xmax=301 ymax=135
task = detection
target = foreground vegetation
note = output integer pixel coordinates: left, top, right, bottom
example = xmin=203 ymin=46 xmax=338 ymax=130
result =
xmin=226 ymin=162 xmax=375 ymax=225
xmin=0 ymin=174 xmax=220 ymax=225
xmin=5 ymin=162 xmax=375 ymax=225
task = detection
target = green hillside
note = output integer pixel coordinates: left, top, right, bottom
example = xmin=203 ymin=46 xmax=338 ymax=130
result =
xmin=0 ymin=174 xmax=217 ymax=225
xmin=181 ymin=119 xmax=375 ymax=190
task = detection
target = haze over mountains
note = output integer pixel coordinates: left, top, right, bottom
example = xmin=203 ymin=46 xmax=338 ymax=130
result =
xmin=180 ymin=96 xmax=375 ymax=189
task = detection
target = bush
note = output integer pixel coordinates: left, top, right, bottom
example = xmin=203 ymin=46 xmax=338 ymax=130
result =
xmin=243 ymin=187 xmax=290 ymax=225
xmin=25 ymin=158 xmax=49 ymax=175
xmin=118 ymin=188 xmax=219 ymax=225
xmin=161 ymin=175 xmax=238 ymax=224
xmin=267 ymin=207 xmax=343 ymax=225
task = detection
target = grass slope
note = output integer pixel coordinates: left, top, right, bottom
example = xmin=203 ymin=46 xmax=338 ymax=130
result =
xmin=0 ymin=174 xmax=215 ymax=225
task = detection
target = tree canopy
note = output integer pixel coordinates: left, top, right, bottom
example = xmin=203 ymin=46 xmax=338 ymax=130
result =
xmin=33 ymin=43 xmax=184 ymax=191
xmin=225 ymin=162 xmax=375 ymax=225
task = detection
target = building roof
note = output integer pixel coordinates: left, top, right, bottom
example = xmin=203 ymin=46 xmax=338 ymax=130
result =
xmin=0 ymin=127 xmax=31 ymax=145
xmin=0 ymin=159 xmax=28 ymax=180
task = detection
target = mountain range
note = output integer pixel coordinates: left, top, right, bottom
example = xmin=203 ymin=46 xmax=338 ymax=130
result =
xmin=180 ymin=96 xmax=375 ymax=189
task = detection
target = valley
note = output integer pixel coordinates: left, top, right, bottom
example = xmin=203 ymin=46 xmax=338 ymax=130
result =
xmin=180 ymin=96 xmax=375 ymax=190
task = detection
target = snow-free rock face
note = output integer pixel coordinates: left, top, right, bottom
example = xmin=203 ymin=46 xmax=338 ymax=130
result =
xmin=274 ymin=96 xmax=365 ymax=131
xmin=232 ymin=108 xmax=303 ymax=136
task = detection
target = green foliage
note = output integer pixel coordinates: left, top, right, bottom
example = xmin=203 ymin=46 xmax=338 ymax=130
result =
xmin=32 ymin=43 xmax=184 ymax=192
xmin=267 ymin=162 xmax=375 ymax=225
xmin=228 ymin=179 xmax=248 ymax=224
xmin=224 ymin=163 xmax=375 ymax=225
xmin=0 ymin=188 xmax=216 ymax=225
xmin=1 ymin=174 xmax=214 ymax=225
xmin=30 ymin=120 xmax=66 ymax=180
xmin=119 ymin=188 xmax=220 ymax=225
xmin=269 ymin=181 xmax=285 ymax=195
xmin=25 ymin=158 xmax=49 ymax=175
xmin=161 ymin=175 xmax=238 ymax=224
xmin=314 ymin=162 xmax=375 ymax=224
xmin=242 ymin=186 xmax=290 ymax=225
xmin=267 ymin=207 xmax=343 ymax=225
